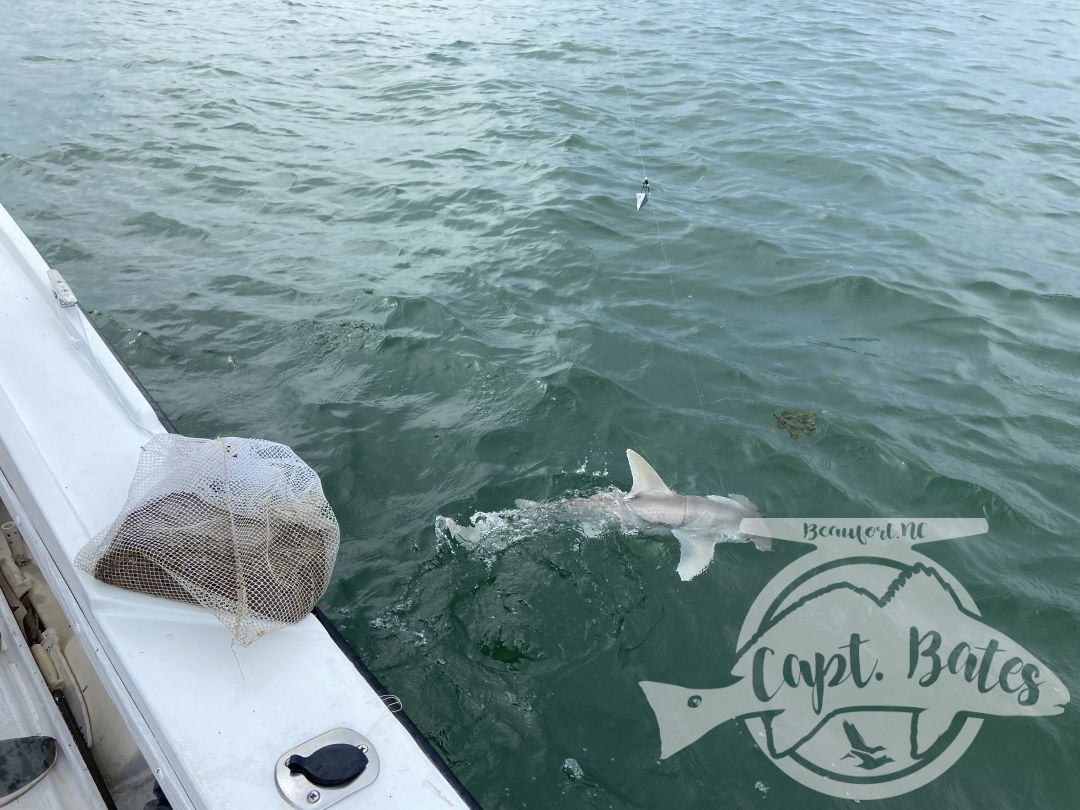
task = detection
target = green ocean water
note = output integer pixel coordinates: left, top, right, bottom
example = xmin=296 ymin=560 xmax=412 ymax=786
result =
xmin=3 ymin=0 xmax=1080 ymax=807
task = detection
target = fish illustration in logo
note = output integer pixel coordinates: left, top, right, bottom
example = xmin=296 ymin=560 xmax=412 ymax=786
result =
xmin=640 ymin=563 xmax=1070 ymax=762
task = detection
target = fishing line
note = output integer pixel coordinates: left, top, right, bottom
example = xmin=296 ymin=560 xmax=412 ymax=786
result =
xmin=612 ymin=42 xmax=719 ymax=483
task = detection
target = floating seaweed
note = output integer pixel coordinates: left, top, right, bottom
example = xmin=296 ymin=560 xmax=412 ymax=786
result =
xmin=774 ymin=410 xmax=818 ymax=440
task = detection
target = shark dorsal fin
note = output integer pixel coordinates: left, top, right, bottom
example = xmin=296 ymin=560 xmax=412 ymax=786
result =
xmin=626 ymin=450 xmax=673 ymax=498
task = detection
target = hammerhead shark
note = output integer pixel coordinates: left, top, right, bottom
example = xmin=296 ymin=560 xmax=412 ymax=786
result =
xmin=443 ymin=450 xmax=769 ymax=581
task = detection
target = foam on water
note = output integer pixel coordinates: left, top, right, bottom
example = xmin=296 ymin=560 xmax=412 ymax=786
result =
xmin=436 ymin=487 xmax=634 ymax=564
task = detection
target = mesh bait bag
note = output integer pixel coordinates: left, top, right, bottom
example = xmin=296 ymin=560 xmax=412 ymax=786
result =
xmin=76 ymin=435 xmax=340 ymax=645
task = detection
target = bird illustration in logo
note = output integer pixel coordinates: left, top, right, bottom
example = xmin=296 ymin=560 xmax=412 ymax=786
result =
xmin=840 ymin=721 xmax=892 ymax=770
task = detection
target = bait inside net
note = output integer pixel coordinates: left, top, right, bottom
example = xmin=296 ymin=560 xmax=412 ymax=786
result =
xmin=77 ymin=435 xmax=340 ymax=645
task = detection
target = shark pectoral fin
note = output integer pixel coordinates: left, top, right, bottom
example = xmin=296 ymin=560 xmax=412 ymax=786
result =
xmin=672 ymin=529 xmax=716 ymax=581
xmin=626 ymin=449 xmax=674 ymax=497
xmin=639 ymin=682 xmax=744 ymax=759
xmin=911 ymin=709 xmax=960 ymax=758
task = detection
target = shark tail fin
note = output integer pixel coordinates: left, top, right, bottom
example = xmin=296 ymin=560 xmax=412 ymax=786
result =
xmin=626 ymin=449 xmax=673 ymax=498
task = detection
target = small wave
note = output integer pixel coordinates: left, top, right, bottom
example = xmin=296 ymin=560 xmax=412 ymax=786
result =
xmin=120 ymin=211 xmax=209 ymax=240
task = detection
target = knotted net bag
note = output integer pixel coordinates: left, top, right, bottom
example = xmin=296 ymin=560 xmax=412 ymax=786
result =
xmin=76 ymin=435 xmax=340 ymax=645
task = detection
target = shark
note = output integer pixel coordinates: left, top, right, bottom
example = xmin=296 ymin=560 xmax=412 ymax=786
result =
xmin=442 ymin=449 xmax=769 ymax=581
